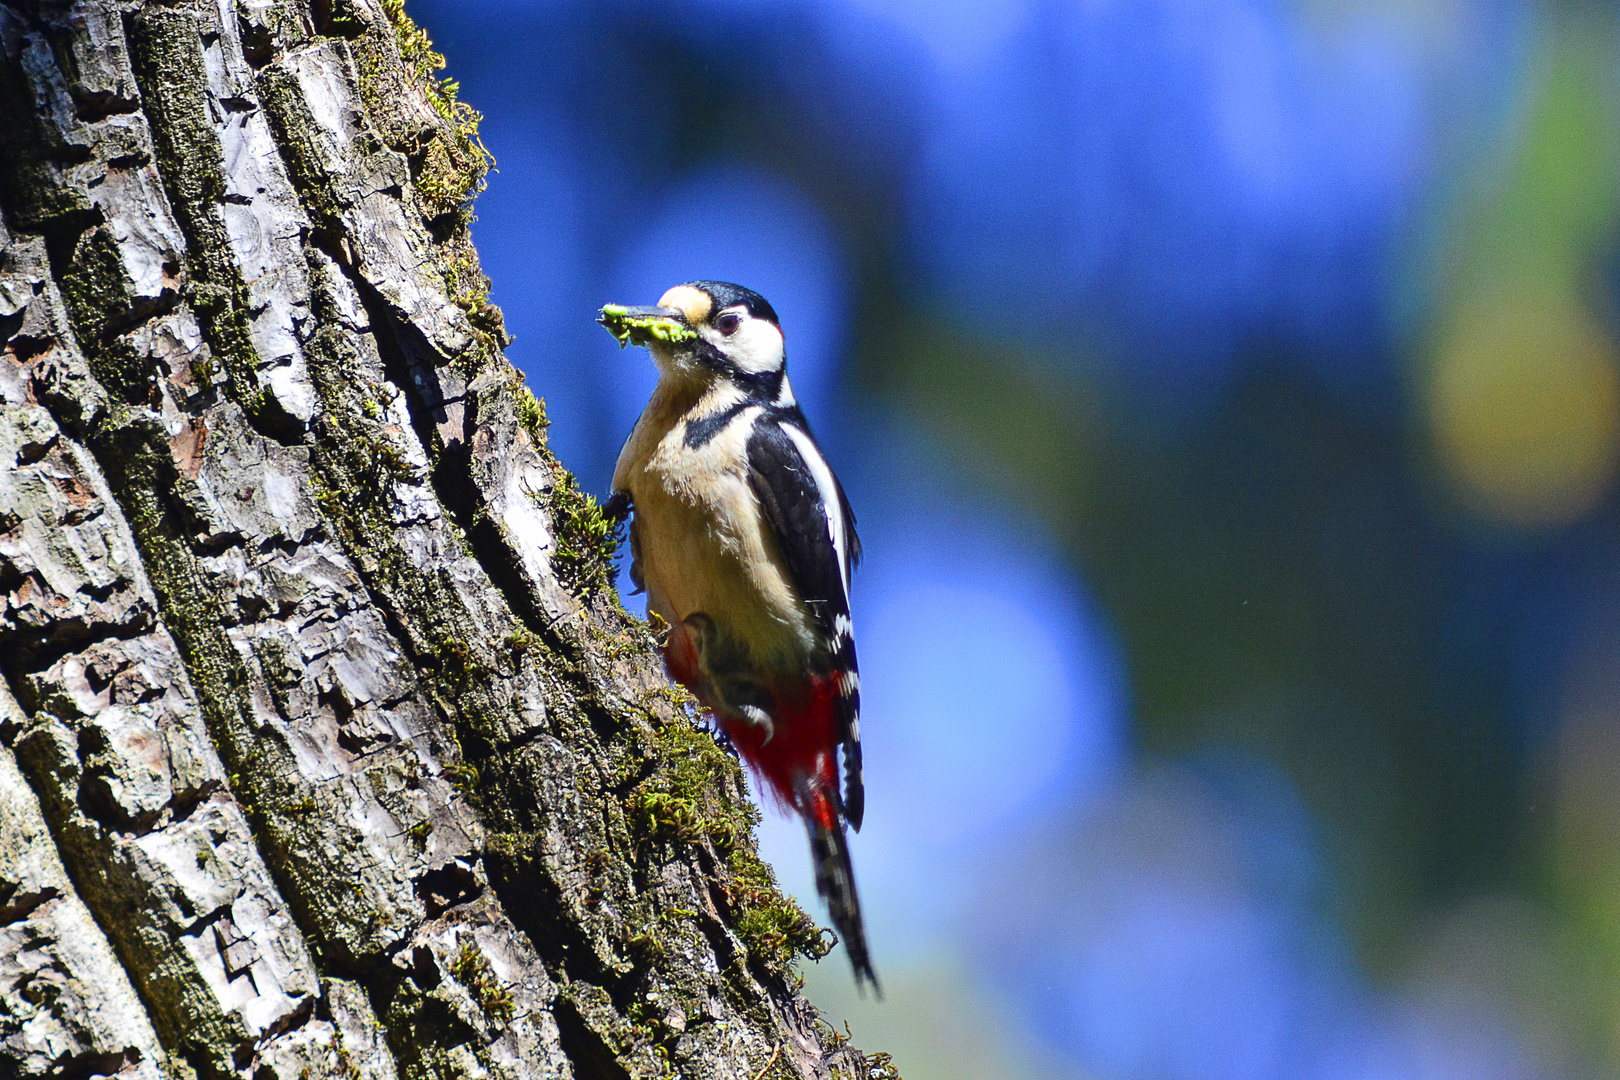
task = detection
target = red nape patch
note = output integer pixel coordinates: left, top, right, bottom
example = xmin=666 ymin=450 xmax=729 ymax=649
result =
xmin=721 ymin=675 xmax=841 ymax=822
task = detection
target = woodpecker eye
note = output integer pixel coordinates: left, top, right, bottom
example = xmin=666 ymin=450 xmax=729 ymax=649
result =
xmin=716 ymin=312 xmax=742 ymax=336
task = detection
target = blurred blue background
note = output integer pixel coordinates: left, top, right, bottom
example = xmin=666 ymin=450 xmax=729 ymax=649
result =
xmin=410 ymin=1 xmax=1620 ymax=1076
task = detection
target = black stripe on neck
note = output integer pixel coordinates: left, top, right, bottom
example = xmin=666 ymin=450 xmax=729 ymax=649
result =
xmin=694 ymin=342 xmax=784 ymax=399
xmin=683 ymin=400 xmax=752 ymax=448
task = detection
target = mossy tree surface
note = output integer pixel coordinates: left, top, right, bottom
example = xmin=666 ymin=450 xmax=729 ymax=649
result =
xmin=0 ymin=1 xmax=889 ymax=1077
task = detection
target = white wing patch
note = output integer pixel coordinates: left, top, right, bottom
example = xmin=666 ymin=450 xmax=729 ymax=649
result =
xmin=783 ymin=423 xmax=851 ymax=595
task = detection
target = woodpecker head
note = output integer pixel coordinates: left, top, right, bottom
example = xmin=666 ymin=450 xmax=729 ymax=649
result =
xmin=599 ymin=281 xmax=790 ymax=402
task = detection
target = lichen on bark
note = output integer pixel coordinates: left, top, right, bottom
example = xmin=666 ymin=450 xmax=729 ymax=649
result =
xmin=0 ymin=0 xmax=894 ymax=1077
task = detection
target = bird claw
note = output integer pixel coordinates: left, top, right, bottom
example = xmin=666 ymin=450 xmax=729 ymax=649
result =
xmin=739 ymin=704 xmax=775 ymax=745
xmin=603 ymin=489 xmax=632 ymax=524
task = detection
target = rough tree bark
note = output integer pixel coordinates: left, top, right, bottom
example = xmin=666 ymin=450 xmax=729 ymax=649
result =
xmin=0 ymin=1 xmax=894 ymax=1077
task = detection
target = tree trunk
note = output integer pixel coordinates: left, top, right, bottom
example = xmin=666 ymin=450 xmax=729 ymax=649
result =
xmin=0 ymin=1 xmax=891 ymax=1077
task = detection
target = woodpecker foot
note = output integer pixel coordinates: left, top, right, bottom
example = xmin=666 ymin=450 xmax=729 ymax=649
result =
xmin=738 ymin=704 xmax=775 ymax=744
xmin=708 ymin=723 xmax=739 ymax=760
xmin=603 ymin=489 xmax=632 ymax=524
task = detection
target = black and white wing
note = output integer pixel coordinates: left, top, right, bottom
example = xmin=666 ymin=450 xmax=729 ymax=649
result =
xmin=745 ymin=411 xmax=865 ymax=830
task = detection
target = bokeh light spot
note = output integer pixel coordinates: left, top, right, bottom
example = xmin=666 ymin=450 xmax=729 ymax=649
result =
xmin=861 ymin=579 xmax=1087 ymax=841
xmin=1428 ymin=288 xmax=1620 ymax=528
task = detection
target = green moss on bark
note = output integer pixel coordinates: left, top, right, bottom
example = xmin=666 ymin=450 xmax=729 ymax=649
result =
xmin=379 ymin=975 xmax=488 ymax=1080
xmin=626 ymin=716 xmax=833 ymax=982
xmin=352 ymin=0 xmax=493 ymax=217
xmin=56 ymin=227 xmax=135 ymax=348
xmin=127 ymin=7 xmax=306 ymax=442
xmin=512 ymin=384 xmax=549 ymax=446
xmin=448 ymin=940 xmax=515 ymax=1026
xmin=547 ymin=475 xmax=625 ymax=597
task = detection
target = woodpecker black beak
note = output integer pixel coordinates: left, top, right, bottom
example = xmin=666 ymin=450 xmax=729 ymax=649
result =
xmin=598 ymin=304 xmax=697 ymax=349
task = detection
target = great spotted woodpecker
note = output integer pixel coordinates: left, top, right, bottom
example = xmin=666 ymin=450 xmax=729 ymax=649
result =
xmin=599 ymin=281 xmax=876 ymax=992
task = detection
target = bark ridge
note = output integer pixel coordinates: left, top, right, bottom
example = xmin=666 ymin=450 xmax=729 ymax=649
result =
xmin=0 ymin=1 xmax=894 ymax=1077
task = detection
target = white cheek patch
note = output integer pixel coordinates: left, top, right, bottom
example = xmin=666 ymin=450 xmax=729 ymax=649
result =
xmin=714 ymin=318 xmax=784 ymax=376
xmin=774 ymin=375 xmax=797 ymax=408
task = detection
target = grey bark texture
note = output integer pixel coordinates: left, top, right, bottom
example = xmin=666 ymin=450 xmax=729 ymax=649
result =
xmin=0 ymin=1 xmax=896 ymax=1077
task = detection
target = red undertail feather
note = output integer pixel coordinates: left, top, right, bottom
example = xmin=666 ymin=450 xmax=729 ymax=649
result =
xmin=725 ymin=674 xmax=839 ymax=818
xmin=660 ymin=625 xmax=878 ymax=992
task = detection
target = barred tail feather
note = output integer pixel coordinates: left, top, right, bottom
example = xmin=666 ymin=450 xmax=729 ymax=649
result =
xmin=841 ymin=734 xmax=864 ymax=832
xmin=808 ymin=814 xmax=879 ymax=996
